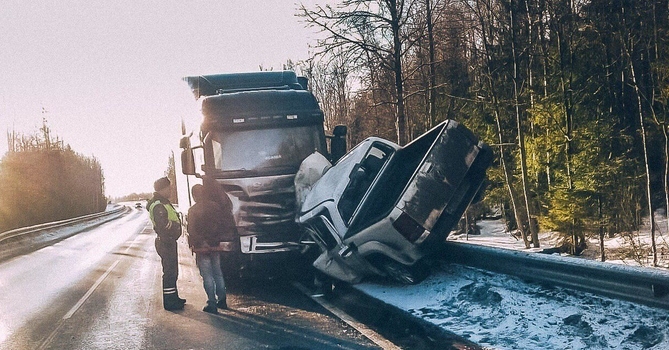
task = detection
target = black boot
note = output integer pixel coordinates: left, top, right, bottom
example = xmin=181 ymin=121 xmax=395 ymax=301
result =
xmin=203 ymin=302 xmax=218 ymax=314
xmin=163 ymin=294 xmax=185 ymax=310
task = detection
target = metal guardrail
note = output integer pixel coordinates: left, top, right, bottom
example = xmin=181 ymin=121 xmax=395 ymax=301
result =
xmin=0 ymin=206 xmax=127 ymax=244
xmin=0 ymin=206 xmax=130 ymax=262
xmin=441 ymin=241 xmax=669 ymax=310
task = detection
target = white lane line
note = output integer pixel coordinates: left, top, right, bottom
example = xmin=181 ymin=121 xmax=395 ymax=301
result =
xmin=63 ymin=234 xmax=143 ymax=320
xmin=62 ymin=260 xmax=119 ymax=319
xmin=36 ymin=228 xmax=147 ymax=350
xmin=292 ymin=282 xmax=402 ymax=350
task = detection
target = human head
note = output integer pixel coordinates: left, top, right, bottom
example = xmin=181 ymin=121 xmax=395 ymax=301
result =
xmin=154 ymin=177 xmax=171 ymax=195
xmin=191 ymin=184 xmax=204 ymax=203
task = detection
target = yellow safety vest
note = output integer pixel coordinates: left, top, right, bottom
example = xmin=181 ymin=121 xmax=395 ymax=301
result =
xmin=148 ymin=200 xmax=181 ymax=229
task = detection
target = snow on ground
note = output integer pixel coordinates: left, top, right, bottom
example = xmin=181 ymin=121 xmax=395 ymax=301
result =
xmin=449 ymin=214 xmax=669 ymax=268
xmin=355 ymin=217 xmax=669 ymax=350
xmin=358 ymin=262 xmax=669 ymax=349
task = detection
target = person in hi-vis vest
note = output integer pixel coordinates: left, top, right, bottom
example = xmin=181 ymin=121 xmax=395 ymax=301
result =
xmin=147 ymin=177 xmax=186 ymax=310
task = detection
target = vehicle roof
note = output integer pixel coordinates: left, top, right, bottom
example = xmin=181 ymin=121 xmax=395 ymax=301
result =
xmin=199 ymin=89 xmax=323 ymax=129
xmin=184 ymin=71 xmax=304 ymax=99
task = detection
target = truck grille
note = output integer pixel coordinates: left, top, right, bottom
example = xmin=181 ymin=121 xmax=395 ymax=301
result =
xmin=217 ymin=174 xmax=306 ymax=248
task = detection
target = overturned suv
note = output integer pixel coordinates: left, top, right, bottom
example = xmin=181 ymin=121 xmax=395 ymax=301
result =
xmin=297 ymin=120 xmax=492 ymax=284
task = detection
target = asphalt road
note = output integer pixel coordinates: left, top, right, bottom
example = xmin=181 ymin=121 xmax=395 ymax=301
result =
xmin=0 ymin=207 xmax=381 ymax=350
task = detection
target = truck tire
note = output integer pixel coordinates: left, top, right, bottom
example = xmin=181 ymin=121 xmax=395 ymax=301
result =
xmin=219 ymin=251 xmax=243 ymax=282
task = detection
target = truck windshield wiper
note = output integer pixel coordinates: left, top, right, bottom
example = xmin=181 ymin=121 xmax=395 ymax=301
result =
xmin=222 ymin=168 xmax=257 ymax=175
xmin=219 ymin=166 xmax=297 ymax=177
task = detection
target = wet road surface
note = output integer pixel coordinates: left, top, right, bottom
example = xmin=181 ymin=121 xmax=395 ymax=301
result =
xmin=0 ymin=207 xmax=381 ymax=349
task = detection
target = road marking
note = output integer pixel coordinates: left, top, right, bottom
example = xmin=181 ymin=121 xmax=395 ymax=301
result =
xmin=39 ymin=263 xmax=118 ymax=349
xmin=292 ymin=282 xmax=402 ymax=350
xmin=36 ymin=219 xmax=147 ymax=349
xmin=63 ymin=234 xmax=144 ymax=319
xmin=62 ymin=260 xmax=119 ymax=319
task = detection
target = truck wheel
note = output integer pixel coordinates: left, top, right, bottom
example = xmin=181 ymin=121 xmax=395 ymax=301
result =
xmin=219 ymin=251 xmax=242 ymax=282
xmin=380 ymin=258 xmax=429 ymax=285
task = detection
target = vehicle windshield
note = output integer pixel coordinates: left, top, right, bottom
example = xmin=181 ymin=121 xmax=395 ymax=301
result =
xmin=210 ymin=125 xmax=323 ymax=173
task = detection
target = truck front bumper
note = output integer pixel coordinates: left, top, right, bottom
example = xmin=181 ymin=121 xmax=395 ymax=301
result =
xmin=239 ymin=235 xmax=315 ymax=254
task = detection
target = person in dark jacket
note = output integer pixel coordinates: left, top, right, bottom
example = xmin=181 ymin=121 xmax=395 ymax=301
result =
xmin=187 ymin=182 xmax=236 ymax=314
xmin=147 ymin=177 xmax=186 ymax=311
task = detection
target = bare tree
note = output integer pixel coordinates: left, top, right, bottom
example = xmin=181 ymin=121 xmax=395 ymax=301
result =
xmin=299 ymin=0 xmax=415 ymax=144
xmin=301 ymin=51 xmax=353 ymax=132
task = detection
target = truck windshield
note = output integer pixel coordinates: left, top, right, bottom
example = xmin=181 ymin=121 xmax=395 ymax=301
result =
xmin=210 ymin=125 xmax=323 ymax=173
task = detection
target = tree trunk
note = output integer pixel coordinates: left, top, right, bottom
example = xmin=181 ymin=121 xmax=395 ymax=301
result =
xmin=629 ymin=55 xmax=658 ymax=267
xmin=425 ymin=0 xmax=437 ymax=128
xmin=664 ymin=126 xmax=669 ymax=237
xmin=599 ymin=195 xmax=606 ymax=262
xmin=510 ymin=1 xmax=539 ymax=247
xmin=647 ymin=0 xmax=669 ymax=243
xmin=389 ymin=0 xmax=408 ymax=145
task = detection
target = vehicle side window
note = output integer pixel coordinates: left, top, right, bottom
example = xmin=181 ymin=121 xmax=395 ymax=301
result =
xmin=337 ymin=145 xmax=389 ymax=225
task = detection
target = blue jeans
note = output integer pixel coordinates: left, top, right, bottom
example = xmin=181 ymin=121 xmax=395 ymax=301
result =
xmin=196 ymin=251 xmax=226 ymax=306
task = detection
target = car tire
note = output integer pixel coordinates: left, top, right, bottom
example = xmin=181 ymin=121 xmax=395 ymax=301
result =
xmin=379 ymin=258 xmax=430 ymax=285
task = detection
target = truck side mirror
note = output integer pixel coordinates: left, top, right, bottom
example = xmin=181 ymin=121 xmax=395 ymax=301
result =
xmin=181 ymin=148 xmax=196 ymax=175
xmin=330 ymin=125 xmax=347 ymax=163
xmin=179 ymin=135 xmax=191 ymax=149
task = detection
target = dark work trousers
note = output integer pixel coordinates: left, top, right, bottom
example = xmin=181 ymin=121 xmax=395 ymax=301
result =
xmin=155 ymin=238 xmax=180 ymax=304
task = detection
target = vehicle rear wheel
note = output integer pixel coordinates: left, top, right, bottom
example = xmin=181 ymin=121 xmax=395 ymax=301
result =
xmin=379 ymin=258 xmax=429 ymax=285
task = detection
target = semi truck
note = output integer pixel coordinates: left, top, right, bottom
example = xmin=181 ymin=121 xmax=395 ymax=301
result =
xmin=178 ymin=70 xmax=346 ymax=278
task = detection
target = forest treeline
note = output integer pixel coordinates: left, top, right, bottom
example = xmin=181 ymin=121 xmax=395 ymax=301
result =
xmin=0 ymin=120 xmax=106 ymax=233
xmin=297 ymin=0 xmax=669 ymax=264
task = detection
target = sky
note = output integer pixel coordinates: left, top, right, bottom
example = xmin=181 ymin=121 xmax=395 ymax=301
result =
xmin=0 ymin=0 xmax=324 ymax=198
